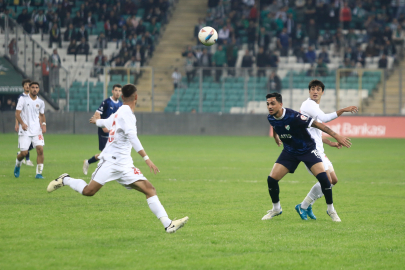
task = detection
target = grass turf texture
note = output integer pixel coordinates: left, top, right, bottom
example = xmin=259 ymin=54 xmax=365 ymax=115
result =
xmin=0 ymin=134 xmax=404 ymax=269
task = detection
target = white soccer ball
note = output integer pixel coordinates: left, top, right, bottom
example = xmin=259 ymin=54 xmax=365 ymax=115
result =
xmin=198 ymin=26 xmax=218 ymax=46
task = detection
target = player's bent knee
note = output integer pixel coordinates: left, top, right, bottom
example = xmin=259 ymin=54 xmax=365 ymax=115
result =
xmin=20 ymin=150 xmax=29 ymax=156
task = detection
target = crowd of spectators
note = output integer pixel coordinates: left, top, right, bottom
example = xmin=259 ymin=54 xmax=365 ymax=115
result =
xmin=186 ymin=0 xmax=405 ymax=90
xmin=3 ymin=0 xmax=171 ymax=76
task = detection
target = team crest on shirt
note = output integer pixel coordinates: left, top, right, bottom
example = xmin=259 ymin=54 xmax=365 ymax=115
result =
xmin=36 ymin=104 xmax=39 ymax=108
xmin=285 ymin=125 xmax=290 ymax=130
xmin=300 ymin=115 xmax=308 ymax=121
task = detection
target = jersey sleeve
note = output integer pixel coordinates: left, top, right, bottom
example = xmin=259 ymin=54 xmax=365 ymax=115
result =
xmin=301 ymin=100 xmax=338 ymax=123
xmin=16 ymin=96 xmax=25 ymax=111
xmin=96 ymin=113 xmax=114 ymax=129
xmin=122 ymin=114 xmax=144 ymax=152
xmin=40 ymin=101 xmax=45 ymax=114
xmin=97 ymin=100 xmax=107 ymax=114
xmin=293 ymin=112 xmax=314 ymax=129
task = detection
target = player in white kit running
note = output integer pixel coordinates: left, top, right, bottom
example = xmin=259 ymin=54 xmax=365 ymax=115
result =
xmin=294 ymin=79 xmax=358 ymax=220
xmin=14 ymin=82 xmax=47 ymax=179
xmin=47 ymin=84 xmax=188 ymax=233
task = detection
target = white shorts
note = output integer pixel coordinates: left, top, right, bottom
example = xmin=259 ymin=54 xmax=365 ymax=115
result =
xmin=305 ymin=152 xmax=334 ymax=175
xmin=91 ymin=160 xmax=147 ymax=190
xmin=18 ymin=134 xmax=45 ymax=151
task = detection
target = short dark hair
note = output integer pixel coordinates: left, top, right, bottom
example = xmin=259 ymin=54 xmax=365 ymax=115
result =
xmin=22 ymin=79 xmax=31 ymax=87
xmin=122 ymin=84 xmax=137 ymax=98
xmin=308 ymin=79 xmax=325 ymax=92
xmin=112 ymin=84 xmax=122 ymax=90
xmin=266 ymin=92 xmax=282 ymax=103
xmin=29 ymin=81 xmax=40 ymax=87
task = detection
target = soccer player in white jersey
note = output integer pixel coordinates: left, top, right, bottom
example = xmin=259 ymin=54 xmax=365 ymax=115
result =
xmin=15 ymin=79 xmax=35 ymax=166
xmin=14 ymin=82 xmax=47 ymax=179
xmin=47 ymin=84 xmax=188 ymax=233
xmin=294 ymin=79 xmax=358 ymax=220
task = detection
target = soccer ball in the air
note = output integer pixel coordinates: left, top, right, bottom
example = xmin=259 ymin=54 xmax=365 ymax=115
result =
xmin=198 ymin=27 xmax=218 ymax=46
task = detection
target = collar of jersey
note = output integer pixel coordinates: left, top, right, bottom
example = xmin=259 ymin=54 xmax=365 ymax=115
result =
xmin=109 ymin=96 xmax=120 ymax=104
xmin=273 ymin=108 xmax=286 ymax=120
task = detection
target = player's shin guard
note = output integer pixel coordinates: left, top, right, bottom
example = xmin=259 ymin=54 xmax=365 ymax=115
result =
xmin=316 ymin=172 xmax=333 ymax=204
xmin=267 ymin=176 xmax=280 ymax=203
xmin=147 ymin=195 xmax=171 ymax=228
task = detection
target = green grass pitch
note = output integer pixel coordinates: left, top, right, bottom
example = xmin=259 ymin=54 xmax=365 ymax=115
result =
xmin=0 ymin=134 xmax=404 ymax=269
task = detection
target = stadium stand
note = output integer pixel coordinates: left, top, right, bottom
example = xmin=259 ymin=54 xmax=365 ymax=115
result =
xmin=165 ymin=0 xmax=404 ymax=114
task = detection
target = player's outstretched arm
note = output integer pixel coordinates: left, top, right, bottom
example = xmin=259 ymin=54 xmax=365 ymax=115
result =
xmin=312 ymin=121 xmax=351 ymax=148
xmin=90 ymin=113 xmax=101 ymax=125
xmin=138 ymin=149 xmax=160 ymax=175
xmin=322 ymin=136 xmax=342 ymax=149
xmin=273 ymin=127 xmax=282 ymax=147
xmin=336 ymin=106 xmax=358 ymax=117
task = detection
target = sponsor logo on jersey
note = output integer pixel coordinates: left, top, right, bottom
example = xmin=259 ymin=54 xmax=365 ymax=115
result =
xmin=280 ymin=134 xmax=292 ymax=139
xmin=285 ymin=125 xmax=290 ymax=130
xmin=311 ymin=149 xmax=321 ymax=158
xmin=301 ymin=115 xmax=308 ymax=121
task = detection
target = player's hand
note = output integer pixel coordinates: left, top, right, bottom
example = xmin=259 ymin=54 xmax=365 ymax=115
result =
xmin=21 ymin=123 xmax=28 ymax=131
xmin=14 ymin=124 xmax=18 ymax=132
xmin=42 ymin=125 xmax=47 ymax=133
xmin=329 ymin=142 xmax=342 ymax=149
xmin=336 ymin=135 xmax=351 ymax=148
xmin=275 ymin=139 xmax=283 ymax=147
xmin=89 ymin=113 xmax=100 ymax=124
xmin=343 ymin=106 xmax=358 ymax=114
xmin=146 ymin=159 xmax=160 ymax=175
xmin=102 ymin=127 xmax=109 ymax=133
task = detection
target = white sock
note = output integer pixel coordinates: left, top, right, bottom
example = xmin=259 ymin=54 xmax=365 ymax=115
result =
xmin=272 ymin=201 xmax=281 ymax=211
xmin=147 ymin=195 xmax=171 ymax=228
xmin=15 ymin=158 xmax=22 ymax=167
xmin=36 ymin=164 xmax=44 ymax=174
xmin=327 ymin=203 xmax=335 ymax=213
xmin=63 ymin=177 xmax=87 ymax=194
xmin=307 ymin=183 xmax=335 ymax=206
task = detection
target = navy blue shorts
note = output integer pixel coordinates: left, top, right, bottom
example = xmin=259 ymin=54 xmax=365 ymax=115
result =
xmin=276 ymin=149 xmax=322 ymax=174
xmin=98 ymin=136 xmax=108 ymax=151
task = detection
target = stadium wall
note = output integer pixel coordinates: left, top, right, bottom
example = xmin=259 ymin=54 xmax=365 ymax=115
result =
xmin=2 ymin=112 xmax=405 ymax=137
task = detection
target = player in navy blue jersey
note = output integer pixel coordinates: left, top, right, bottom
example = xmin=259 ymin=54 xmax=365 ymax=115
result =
xmin=83 ymin=84 xmax=122 ymax=175
xmin=15 ymin=79 xmax=34 ymax=167
xmin=262 ymin=93 xmax=351 ymax=222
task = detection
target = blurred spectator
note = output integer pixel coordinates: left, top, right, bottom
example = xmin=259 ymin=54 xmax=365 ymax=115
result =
xmin=85 ymin=12 xmax=96 ymax=34
xmin=305 ymin=46 xmax=316 ymax=64
xmin=392 ymin=25 xmax=405 ymax=45
xmin=212 ymin=45 xmax=226 ymax=82
xmin=285 ymin=13 xmax=295 ymax=36
xmin=319 ymin=30 xmax=333 ymax=47
xmin=8 ymin=38 xmax=18 ymax=66
xmin=199 ymin=48 xmax=212 ymax=78
xmin=352 ymin=46 xmax=366 ymax=67
xmin=304 ymin=0 xmax=316 ymax=23
xmin=226 ymin=39 xmax=238 ymax=76
xmin=96 ymin=32 xmax=108 ymax=49
xmin=17 ymin=8 xmax=30 ymax=26
xmin=269 ymin=50 xmax=279 ymax=68
xmin=315 ymin=58 xmax=328 ymax=77
xmin=49 ymin=24 xmax=62 ymax=48
xmin=343 ymin=47 xmax=353 ymax=62
xmin=124 ymin=55 xmax=141 ymax=82
xmin=110 ymin=24 xmax=122 ymax=42
xmin=306 ymin=19 xmax=318 ymax=48
xmin=247 ymin=21 xmax=257 ymax=53
xmin=345 ymin=28 xmax=358 ymax=48
xmin=378 ymin=54 xmax=387 ymax=69
xmin=258 ymin=27 xmax=270 ymax=53
xmin=318 ymin=47 xmax=330 ymax=64
xmin=256 ymin=47 xmax=268 ymax=77
xmin=94 ymin=50 xmax=105 ymax=66
xmin=292 ymin=23 xmax=305 ymax=45
xmin=267 ymin=71 xmax=281 ymax=93
xmin=136 ymin=20 xmax=147 ymax=36
xmin=218 ymin=25 xmax=230 ymax=45
xmin=277 ymin=28 xmax=289 ymax=56
xmin=76 ymin=37 xmax=90 ymax=55
xmin=35 ymin=57 xmax=50 ymax=93
xmin=383 ymin=40 xmax=396 ymax=57
xmin=328 ymin=0 xmax=340 ymax=29
xmin=340 ymin=2 xmax=352 ymax=30
xmin=64 ymin=24 xmax=77 ymax=42
xmin=4 ymin=99 xmax=15 ymax=111
xmin=63 ymin=12 xmax=73 ymax=28
xmin=172 ymin=68 xmax=182 ymax=90
xmin=294 ymin=46 xmax=306 ymax=63
xmin=365 ymin=40 xmax=379 ymax=57
xmin=77 ymin=25 xmax=89 ymax=42
xmin=50 ymin=49 xmax=61 ymax=88
xmin=104 ymin=20 xmax=111 ymax=38
xmin=34 ymin=10 xmax=47 ymax=33
xmin=241 ymin=49 xmax=253 ymax=75
xmin=185 ymin=52 xmax=197 ymax=86
xmin=132 ymin=44 xmax=145 ymax=66
xmin=352 ymin=3 xmax=367 ymax=29
xmin=67 ymin=40 xmax=77 ymax=55
xmin=194 ymin=18 xmax=206 ymax=44
xmin=182 ymin=46 xmax=196 ymax=58
xmin=73 ymin=11 xmax=83 ymax=28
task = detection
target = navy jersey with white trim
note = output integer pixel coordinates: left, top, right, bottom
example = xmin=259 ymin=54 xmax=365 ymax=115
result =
xmin=268 ymin=108 xmax=316 ymax=155
xmin=97 ymin=97 xmax=122 ymax=136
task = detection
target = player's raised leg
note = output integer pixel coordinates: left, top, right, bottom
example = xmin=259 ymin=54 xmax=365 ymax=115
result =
xmin=35 ymin=145 xmax=45 ymax=179
xmin=309 ymin=162 xmax=340 ymax=222
xmin=47 ymin=173 xmax=102 ymax=195
xmin=129 ymin=180 xmax=188 ymax=233
xmin=262 ymin=163 xmax=289 ymax=220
